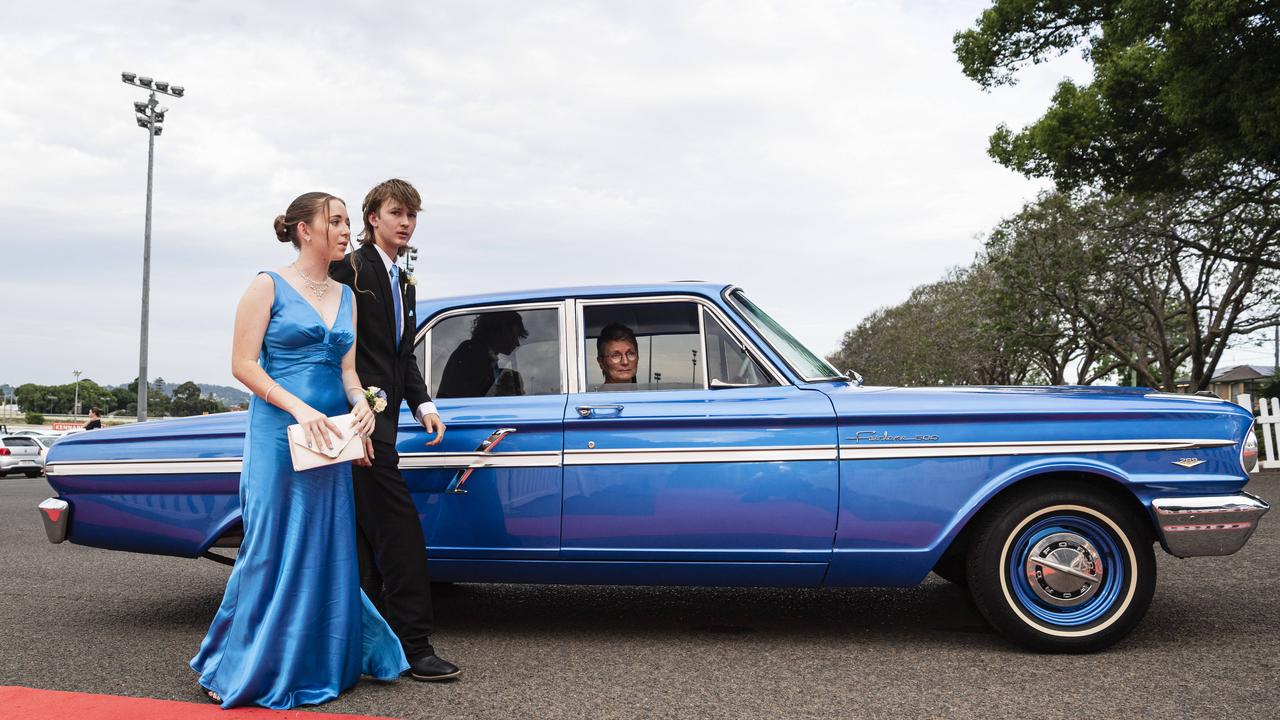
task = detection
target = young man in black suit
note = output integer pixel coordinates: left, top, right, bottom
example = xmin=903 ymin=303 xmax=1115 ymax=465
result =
xmin=329 ymin=178 xmax=459 ymax=681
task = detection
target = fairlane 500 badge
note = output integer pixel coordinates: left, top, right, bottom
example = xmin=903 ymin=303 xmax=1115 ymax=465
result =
xmin=848 ymin=430 xmax=940 ymax=442
xmin=1172 ymin=458 xmax=1206 ymax=468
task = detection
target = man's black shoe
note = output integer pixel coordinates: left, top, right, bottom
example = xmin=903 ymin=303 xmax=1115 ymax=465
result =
xmin=406 ymin=653 xmax=461 ymax=682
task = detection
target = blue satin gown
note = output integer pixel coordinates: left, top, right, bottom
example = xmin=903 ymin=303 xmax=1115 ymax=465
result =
xmin=191 ymin=271 xmax=408 ymax=709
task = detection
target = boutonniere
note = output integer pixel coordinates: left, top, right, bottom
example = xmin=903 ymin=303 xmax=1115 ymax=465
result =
xmin=404 ymin=272 xmax=417 ymax=287
xmin=363 ymin=386 xmax=388 ymax=414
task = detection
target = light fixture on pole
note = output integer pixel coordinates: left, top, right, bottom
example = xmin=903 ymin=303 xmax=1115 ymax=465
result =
xmin=72 ymin=370 xmax=82 ymax=416
xmin=121 ymin=71 xmax=185 ymax=422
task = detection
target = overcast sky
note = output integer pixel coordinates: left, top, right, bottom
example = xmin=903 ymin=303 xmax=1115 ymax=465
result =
xmin=2 ymin=1 xmax=1268 ymax=390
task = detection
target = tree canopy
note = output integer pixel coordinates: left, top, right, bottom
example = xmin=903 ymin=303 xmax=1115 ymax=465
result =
xmin=955 ymin=1 xmax=1280 ymax=194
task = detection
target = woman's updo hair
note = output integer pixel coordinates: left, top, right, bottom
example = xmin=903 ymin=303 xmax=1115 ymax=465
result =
xmin=273 ymin=191 xmax=340 ymax=248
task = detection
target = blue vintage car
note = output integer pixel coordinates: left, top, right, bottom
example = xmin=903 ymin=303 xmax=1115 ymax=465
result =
xmin=39 ymin=282 xmax=1268 ymax=652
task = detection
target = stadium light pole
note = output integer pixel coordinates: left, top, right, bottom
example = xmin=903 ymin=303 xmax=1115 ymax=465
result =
xmin=72 ymin=370 xmax=82 ymax=416
xmin=121 ymin=72 xmax=185 ymax=421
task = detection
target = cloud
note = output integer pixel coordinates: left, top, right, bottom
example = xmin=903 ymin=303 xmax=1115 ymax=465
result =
xmin=2 ymin=1 xmax=1096 ymax=388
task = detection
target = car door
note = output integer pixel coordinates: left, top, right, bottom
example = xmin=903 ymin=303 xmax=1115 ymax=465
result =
xmin=561 ymin=296 xmax=839 ymax=584
xmin=399 ymin=302 xmax=567 ymax=568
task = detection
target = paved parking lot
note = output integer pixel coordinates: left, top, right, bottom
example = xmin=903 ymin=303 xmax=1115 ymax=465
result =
xmin=1 ymin=473 xmax=1276 ymax=719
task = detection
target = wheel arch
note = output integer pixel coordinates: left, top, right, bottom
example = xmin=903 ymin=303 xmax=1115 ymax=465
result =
xmin=197 ymin=511 xmax=244 ymax=555
xmin=933 ymin=461 xmax=1151 ymax=573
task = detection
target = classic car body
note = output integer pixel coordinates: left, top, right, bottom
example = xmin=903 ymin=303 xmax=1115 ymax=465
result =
xmin=40 ymin=282 xmax=1268 ymax=651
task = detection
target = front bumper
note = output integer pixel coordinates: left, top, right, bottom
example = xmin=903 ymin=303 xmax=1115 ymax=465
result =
xmin=1151 ymin=493 xmax=1270 ymax=558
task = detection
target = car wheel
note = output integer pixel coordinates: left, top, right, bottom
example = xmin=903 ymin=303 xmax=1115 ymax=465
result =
xmin=966 ymin=484 xmax=1155 ymax=653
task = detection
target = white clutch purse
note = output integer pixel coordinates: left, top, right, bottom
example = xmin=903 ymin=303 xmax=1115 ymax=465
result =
xmin=286 ymin=413 xmax=366 ymax=471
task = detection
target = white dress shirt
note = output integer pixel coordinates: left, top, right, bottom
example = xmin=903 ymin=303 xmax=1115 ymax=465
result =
xmin=372 ymin=244 xmax=438 ymax=421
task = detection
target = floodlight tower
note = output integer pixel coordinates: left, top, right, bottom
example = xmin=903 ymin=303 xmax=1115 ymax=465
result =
xmin=121 ymin=72 xmax=185 ymax=421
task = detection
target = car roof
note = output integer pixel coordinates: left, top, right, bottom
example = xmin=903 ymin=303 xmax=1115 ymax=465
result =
xmin=414 ymin=281 xmax=733 ymax=319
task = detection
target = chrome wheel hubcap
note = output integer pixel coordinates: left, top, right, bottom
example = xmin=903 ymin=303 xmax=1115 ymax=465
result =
xmin=1024 ymin=532 xmax=1105 ymax=607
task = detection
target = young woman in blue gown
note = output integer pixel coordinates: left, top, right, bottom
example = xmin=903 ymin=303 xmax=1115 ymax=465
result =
xmin=191 ymin=192 xmax=409 ymax=708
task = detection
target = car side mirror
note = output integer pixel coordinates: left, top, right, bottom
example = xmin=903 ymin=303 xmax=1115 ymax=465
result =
xmin=846 ymin=369 xmax=864 ymax=387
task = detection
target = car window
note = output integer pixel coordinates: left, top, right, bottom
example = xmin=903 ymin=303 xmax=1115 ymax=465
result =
xmin=425 ymin=307 xmax=562 ymax=399
xmin=702 ymin=308 xmax=777 ymax=388
xmin=3 ymin=437 xmax=38 ymax=448
xmin=583 ymin=301 xmax=707 ymax=392
xmin=728 ymin=289 xmax=842 ymax=381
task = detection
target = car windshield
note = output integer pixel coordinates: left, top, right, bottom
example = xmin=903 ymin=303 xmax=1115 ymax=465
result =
xmin=727 ymin=289 xmax=843 ymax=381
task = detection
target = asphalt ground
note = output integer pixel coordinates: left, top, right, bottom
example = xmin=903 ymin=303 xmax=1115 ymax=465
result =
xmin=1 ymin=473 xmax=1277 ymax=720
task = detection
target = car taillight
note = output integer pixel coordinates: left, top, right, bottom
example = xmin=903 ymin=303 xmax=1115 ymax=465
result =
xmin=0 ymin=448 xmax=9 ymax=455
xmin=1242 ymin=425 xmax=1258 ymax=473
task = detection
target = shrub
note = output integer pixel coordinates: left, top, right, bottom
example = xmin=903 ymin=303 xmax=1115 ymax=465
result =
xmin=24 ymin=411 xmax=44 ymax=425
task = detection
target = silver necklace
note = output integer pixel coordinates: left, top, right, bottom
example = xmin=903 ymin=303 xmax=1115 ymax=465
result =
xmin=292 ymin=262 xmax=331 ymax=300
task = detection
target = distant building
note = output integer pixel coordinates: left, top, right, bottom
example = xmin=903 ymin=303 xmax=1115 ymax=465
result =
xmin=1176 ymin=365 xmax=1276 ymax=406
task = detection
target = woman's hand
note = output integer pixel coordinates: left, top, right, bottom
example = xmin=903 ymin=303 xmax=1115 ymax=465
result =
xmin=350 ymin=396 xmax=376 ymax=439
xmin=292 ymin=405 xmax=343 ymax=451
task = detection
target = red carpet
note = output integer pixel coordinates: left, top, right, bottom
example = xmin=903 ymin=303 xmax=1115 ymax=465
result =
xmin=0 ymin=686 xmax=400 ymax=719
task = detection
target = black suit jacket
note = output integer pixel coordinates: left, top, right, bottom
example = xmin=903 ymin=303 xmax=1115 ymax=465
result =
xmin=330 ymin=242 xmax=432 ymax=445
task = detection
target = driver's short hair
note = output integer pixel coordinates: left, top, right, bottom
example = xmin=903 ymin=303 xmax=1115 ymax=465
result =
xmin=597 ymin=322 xmax=638 ymax=358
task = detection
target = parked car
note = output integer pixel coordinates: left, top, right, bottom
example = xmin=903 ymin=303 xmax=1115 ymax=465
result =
xmin=2 ymin=434 xmax=45 ymax=477
xmin=34 ymin=435 xmax=58 ymax=463
xmin=39 ymin=282 xmax=1268 ymax=652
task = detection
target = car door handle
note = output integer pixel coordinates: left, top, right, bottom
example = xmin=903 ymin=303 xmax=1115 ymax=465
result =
xmin=576 ymin=405 xmax=623 ymax=418
xmin=446 ymin=427 xmax=516 ymax=494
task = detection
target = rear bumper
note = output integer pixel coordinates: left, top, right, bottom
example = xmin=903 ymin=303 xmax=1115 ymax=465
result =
xmin=1 ymin=458 xmax=44 ymax=473
xmin=37 ymin=498 xmax=69 ymax=544
xmin=1151 ymin=493 xmax=1269 ymax=558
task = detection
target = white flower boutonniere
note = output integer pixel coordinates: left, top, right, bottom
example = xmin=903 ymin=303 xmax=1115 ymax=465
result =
xmin=363 ymin=386 xmax=388 ymax=414
xmin=404 ymin=272 xmax=417 ymax=287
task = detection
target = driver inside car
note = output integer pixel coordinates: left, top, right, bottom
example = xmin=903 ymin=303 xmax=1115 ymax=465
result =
xmin=595 ymin=322 xmax=639 ymax=388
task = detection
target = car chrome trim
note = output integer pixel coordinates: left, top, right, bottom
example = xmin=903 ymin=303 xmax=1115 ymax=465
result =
xmin=45 ymin=458 xmax=244 ymax=476
xmin=399 ymin=451 xmax=561 ymax=469
xmin=837 ymin=438 xmax=1235 ymax=460
xmin=1151 ymin=493 xmax=1270 ymax=557
xmin=1143 ymin=392 xmax=1225 ymax=403
xmin=38 ymin=498 xmax=69 ymax=544
xmin=446 ymin=428 xmax=518 ymax=493
xmin=47 ymin=451 xmax=563 ymax=476
xmin=564 ymin=445 xmax=838 ymax=465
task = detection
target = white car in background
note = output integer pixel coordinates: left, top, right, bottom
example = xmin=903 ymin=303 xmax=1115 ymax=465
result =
xmin=1 ymin=435 xmax=45 ymax=477
xmin=34 ymin=435 xmax=59 ymax=463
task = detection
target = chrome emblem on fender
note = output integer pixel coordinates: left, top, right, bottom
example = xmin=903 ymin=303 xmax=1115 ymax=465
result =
xmin=1172 ymin=458 xmax=1206 ymax=469
xmin=848 ymin=430 xmax=940 ymax=443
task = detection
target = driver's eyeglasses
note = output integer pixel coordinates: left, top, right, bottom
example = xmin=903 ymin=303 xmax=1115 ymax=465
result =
xmin=602 ymin=350 xmax=638 ymax=364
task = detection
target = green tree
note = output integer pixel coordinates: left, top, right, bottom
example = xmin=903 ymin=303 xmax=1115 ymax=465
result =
xmin=956 ymin=1 xmax=1280 ymax=270
xmin=168 ymin=381 xmax=203 ymax=416
xmin=955 ymin=1 xmax=1280 ymax=189
xmin=985 ymin=191 xmax=1280 ymax=390
xmin=829 ymin=263 xmax=1034 ymax=386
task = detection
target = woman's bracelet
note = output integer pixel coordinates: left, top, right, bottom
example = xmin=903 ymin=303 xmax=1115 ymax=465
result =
xmin=264 ymin=383 xmax=281 ymax=404
xmin=346 ymin=387 xmax=365 ymax=406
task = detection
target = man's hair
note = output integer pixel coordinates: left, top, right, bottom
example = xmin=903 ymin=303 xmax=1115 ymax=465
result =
xmin=358 ymin=178 xmax=422 ymax=254
xmin=472 ymin=311 xmax=529 ymax=343
xmin=596 ymin=322 xmax=638 ymax=357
